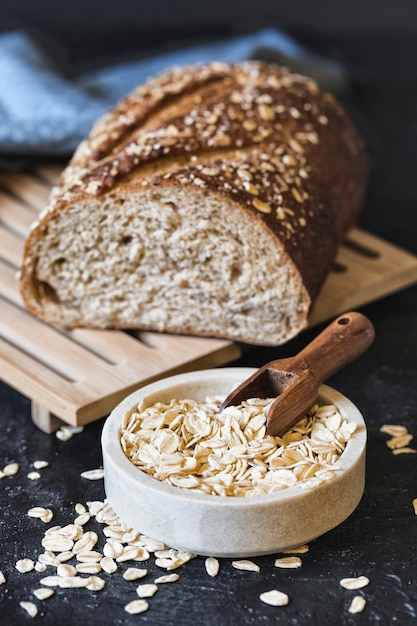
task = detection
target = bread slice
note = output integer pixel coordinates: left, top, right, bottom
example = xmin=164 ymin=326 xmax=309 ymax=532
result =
xmin=19 ymin=61 xmax=368 ymax=345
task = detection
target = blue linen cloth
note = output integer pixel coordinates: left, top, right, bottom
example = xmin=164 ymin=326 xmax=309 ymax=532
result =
xmin=0 ymin=28 xmax=346 ymax=162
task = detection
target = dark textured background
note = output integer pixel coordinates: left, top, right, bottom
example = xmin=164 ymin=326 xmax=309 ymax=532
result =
xmin=1 ymin=2 xmax=417 ymax=624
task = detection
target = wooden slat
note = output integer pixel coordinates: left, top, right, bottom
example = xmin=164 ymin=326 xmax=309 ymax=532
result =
xmin=1 ymin=168 xmax=417 ymax=431
xmin=0 ymin=171 xmax=51 ymax=210
xmin=0 ymin=190 xmax=38 ymax=234
xmin=34 ymin=164 xmax=63 ymax=185
xmin=0 ymin=336 xmax=86 ymax=424
xmin=0 ymin=262 xmax=22 ymax=305
xmin=1 ymin=299 xmax=122 ymax=381
xmin=0 ymin=296 xmax=239 ymax=424
xmin=0 ymin=228 xmax=24 ymax=267
xmin=309 ymin=228 xmax=417 ymax=325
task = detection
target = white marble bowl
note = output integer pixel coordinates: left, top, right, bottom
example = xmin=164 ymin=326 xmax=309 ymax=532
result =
xmin=101 ymin=368 xmax=366 ymax=557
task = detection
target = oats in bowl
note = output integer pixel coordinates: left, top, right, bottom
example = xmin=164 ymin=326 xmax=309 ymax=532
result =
xmin=101 ymin=368 xmax=367 ymax=557
xmin=120 ymin=397 xmax=357 ymax=497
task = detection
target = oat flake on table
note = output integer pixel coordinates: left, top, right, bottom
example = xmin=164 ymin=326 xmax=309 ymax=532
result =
xmin=349 ymin=595 xmax=367 ymax=614
xmin=340 ymin=575 xmax=370 ymax=590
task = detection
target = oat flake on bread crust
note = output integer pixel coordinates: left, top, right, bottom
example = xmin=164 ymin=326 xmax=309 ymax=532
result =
xmin=19 ymin=61 xmax=368 ymax=345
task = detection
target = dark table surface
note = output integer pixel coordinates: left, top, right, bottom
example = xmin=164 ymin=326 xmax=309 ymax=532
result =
xmin=1 ymin=29 xmax=417 ymax=626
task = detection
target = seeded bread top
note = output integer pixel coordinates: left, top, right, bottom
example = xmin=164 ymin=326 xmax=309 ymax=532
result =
xmin=27 ymin=61 xmax=368 ymax=301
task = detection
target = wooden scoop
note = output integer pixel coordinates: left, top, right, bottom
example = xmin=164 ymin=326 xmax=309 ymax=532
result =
xmin=219 ymin=311 xmax=375 ymax=437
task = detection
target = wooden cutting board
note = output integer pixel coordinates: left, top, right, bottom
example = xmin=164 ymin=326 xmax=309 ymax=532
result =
xmin=1 ymin=166 xmax=417 ymax=432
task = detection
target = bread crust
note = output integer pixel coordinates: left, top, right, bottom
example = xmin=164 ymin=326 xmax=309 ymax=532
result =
xmin=19 ymin=61 xmax=368 ymax=344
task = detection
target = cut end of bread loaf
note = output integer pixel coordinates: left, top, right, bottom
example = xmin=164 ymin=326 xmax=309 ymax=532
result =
xmin=19 ymin=60 xmax=368 ymax=346
xmin=21 ymin=183 xmax=311 ymax=345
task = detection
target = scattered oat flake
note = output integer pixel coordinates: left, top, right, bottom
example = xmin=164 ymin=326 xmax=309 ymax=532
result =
xmin=56 ymin=551 xmax=74 ymax=563
xmin=41 ymin=575 xmax=82 ymax=588
xmin=33 ymin=460 xmax=49 ymax=470
xmin=3 ymin=462 xmax=19 ymax=476
xmin=123 ymin=567 xmax=148 ymax=581
xmin=0 ymin=570 xmax=6 ymax=584
xmin=232 ymin=560 xmax=260 ymax=572
xmin=80 ymin=468 xmax=104 ymax=480
xmin=20 ymin=601 xmax=38 ymax=618
xmin=349 ymin=595 xmax=367 ymax=614
xmin=76 ymin=562 xmax=102 ymax=575
xmin=27 ymin=506 xmax=47 ymax=518
xmin=380 ymin=424 xmax=408 ymax=437
xmin=41 ymin=510 xmax=53 ymax=523
xmin=42 ymin=536 xmax=74 ymax=552
xmin=413 ymin=498 xmax=417 ymax=515
xmin=260 ymin=590 xmax=289 ymax=606
xmin=56 ymin=425 xmax=84 ymax=441
xmin=34 ymin=587 xmax=54 ymax=600
xmin=16 ymin=559 xmax=35 ymax=573
xmin=38 ymin=553 xmax=60 ymax=567
xmin=392 ymin=447 xmax=416 ymax=455
xmin=125 ymin=599 xmax=149 ymax=615
xmin=137 ymin=583 xmax=158 ymax=598
xmin=27 ymin=472 xmax=41 ymax=480
xmin=76 ymin=551 xmax=102 ymax=563
xmin=205 ymin=557 xmax=220 ymax=577
xmin=56 ymin=428 xmax=72 ymax=441
xmin=35 ymin=562 xmax=47 ymax=573
xmin=274 ymin=556 xmax=302 ymax=569
xmin=57 ymin=564 xmax=77 ymax=577
xmin=155 ymin=552 xmax=193 ymax=570
xmin=73 ymin=531 xmax=99 ymax=554
xmin=154 ymin=574 xmax=180 ymax=584
xmin=100 ymin=556 xmax=118 ymax=574
xmin=86 ymin=500 xmax=105 ymax=516
xmin=86 ymin=576 xmax=106 ymax=591
xmin=116 ymin=545 xmax=142 ymax=562
xmin=340 ymin=576 xmax=370 ymax=590
xmin=28 ymin=507 xmax=53 ymax=523
xmin=103 ymin=540 xmax=123 ymax=559
xmin=74 ymin=512 xmax=91 ymax=526
xmin=386 ymin=434 xmax=413 ymax=449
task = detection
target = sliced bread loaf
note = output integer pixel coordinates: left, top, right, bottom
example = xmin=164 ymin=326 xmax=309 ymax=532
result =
xmin=19 ymin=61 xmax=368 ymax=345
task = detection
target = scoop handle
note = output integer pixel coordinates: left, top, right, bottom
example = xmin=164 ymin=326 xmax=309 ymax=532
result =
xmin=295 ymin=311 xmax=375 ymax=384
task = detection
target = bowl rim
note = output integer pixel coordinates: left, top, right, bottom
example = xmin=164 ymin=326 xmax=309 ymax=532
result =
xmin=102 ymin=367 xmax=367 ymax=509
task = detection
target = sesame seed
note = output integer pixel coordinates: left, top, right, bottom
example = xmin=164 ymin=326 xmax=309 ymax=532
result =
xmin=258 ymin=103 xmax=275 ymax=121
xmin=201 ymin=167 xmax=219 ymax=176
xmin=209 ymin=135 xmax=231 ymax=147
xmin=292 ymin=188 xmax=304 ymax=202
xmin=283 ymin=154 xmax=297 ymax=166
xmin=288 ymin=139 xmax=304 ymax=154
xmin=252 ymin=199 xmax=272 ymax=214
xmin=237 ymin=168 xmax=252 ymax=181
xmin=243 ymin=119 xmax=257 ymax=132
xmin=243 ymin=181 xmax=260 ymax=195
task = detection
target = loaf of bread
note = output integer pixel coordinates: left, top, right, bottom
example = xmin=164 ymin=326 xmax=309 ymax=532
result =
xmin=19 ymin=61 xmax=368 ymax=345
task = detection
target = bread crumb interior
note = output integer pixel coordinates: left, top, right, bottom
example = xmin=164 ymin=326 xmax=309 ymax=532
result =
xmin=31 ymin=186 xmax=309 ymax=344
